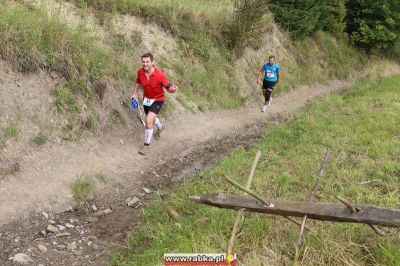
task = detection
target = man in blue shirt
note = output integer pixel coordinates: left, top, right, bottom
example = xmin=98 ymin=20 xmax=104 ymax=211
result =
xmin=257 ymin=55 xmax=280 ymax=112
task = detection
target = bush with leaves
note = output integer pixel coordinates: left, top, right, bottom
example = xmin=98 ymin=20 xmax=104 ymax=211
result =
xmin=269 ymin=0 xmax=347 ymax=39
xmin=345 ymin=0 xmax=400 ymax=53
xmin=325 ymin=0 xmax=347 ymax=33
xmin=230 ymin=0 xmax=270 ymax=55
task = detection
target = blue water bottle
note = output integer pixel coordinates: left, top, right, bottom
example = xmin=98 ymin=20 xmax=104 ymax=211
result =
xmin=129 ymin=98 xmax=138 ymax=109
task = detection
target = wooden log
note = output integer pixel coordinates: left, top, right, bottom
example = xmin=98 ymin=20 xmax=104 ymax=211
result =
xmin=189 ymin=193 xmax=400 ymax=228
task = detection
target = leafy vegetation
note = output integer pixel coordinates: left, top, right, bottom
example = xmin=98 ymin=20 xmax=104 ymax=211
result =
xmin=111 ymin=74 xmax=400 ymax=265
xmin=229 ymin=0 xmax=270 ymax=53
xmin=345 ymin=0 xmax=400 ymax=55
xmin=269 ymin=0 xmax=346 ymax=39
xmin=268 ymin=0 xmax=399 ymax=56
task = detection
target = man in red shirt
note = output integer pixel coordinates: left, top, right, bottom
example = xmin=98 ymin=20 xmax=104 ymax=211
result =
xmin=131 ymin=53 xmax=178 ymax=155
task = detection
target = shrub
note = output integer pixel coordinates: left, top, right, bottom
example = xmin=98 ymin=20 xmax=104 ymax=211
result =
xmin=345 ymin=0 xmax=400 ymax=52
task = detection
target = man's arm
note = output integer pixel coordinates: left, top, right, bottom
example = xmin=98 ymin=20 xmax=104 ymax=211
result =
xmin=257 ymin=69 xmax=264 ymax=85
xmin=131 ymin=82 xmax=141 ymax=99
xmin=276 ymin=64 xmax=280 ymax=83
xmin=160 ymin=72 xmax=178 ymax=93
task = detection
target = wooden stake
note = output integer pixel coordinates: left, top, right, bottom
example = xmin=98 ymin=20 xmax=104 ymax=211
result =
xmin=224 ymin=175 xmax=272 ymax=207
xmin=227 ymin=151 xmax=261 ymax=253
xmin=295 ymin=148 xmax=331 ymax=259
xmin=337 ymin=196 xmax=358 ymax=213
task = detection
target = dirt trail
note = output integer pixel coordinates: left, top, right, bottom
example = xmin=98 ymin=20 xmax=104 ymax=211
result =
xmin=0 ymin=80 xmax=352 ymax=266
xmin=0 ymin=80 xmax=350 ymax=226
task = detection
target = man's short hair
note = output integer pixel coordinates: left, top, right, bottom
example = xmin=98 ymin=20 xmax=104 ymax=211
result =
xmin=268 ymin=55 xmax=275 ymax=60
xmin=141 ymin=52 xmax=154 ymax=61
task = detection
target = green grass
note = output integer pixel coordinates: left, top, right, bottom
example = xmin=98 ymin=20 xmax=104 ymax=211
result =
xmin=0 ymin=2 xmax=112 ymax=98
xmin=72 ymin=0 xmax=233 ymax=43
xmin=63 ymin=133 xmax=80 ymax=142
xmin=69 ymin=0 xmax=366 ymax=111
xmin=94 ymin=172 xmax=108 ymax=183
xmin=3 ymin=122 xmax=19 ymax=140
xmin=373 ymin=241 xmax=400 ymax=266
xmin=71 ymin=176 xmax=94 ymax=204
xmin=277 ymin=31 xmax=366 ymax=94
xmin=30 ymin=133 xmax=47 ymax=145
xmin=52 ymin=86 xmax=79 ymax=113
xmin=1 ymin=0 xmax=243 ymax=113
xmin=110 ymin=74 xmax=400 ymax=265
xmin=2 ymin=0 xmax=368 ymax=115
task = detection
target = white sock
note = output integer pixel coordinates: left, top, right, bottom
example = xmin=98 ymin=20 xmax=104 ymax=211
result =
xmin=144 ymin=128 xmax=153 ymax=144
xmin=154 ymin=117 xmax=162 ymax=129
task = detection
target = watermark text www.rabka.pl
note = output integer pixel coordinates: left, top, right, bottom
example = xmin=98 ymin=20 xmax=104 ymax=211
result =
xmin=164 ymin=253 xmax=237 ymax=265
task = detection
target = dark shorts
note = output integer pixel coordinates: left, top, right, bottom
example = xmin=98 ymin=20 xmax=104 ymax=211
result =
xmin=263 ymin=80 xmax=276 ymax=90
xmin=143 ymin=101 xmax=164 ymax=115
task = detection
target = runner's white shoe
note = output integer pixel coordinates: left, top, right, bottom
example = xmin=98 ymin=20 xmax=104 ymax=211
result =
xmin=262 ymin=105 xmax=268 ymax=112
xmin=138 ymin=145 xmax=150 ymax=155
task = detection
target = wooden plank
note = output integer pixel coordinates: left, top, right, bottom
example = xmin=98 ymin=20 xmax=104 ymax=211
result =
xmin=190 ymin=193 xmax=400 ymax=228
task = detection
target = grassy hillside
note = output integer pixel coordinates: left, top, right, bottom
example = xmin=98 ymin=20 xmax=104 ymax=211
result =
xmin=69 ymin=0 xmax=369 ymax=107
xmin=110 ymin=74 xmax=400 ymax=265
xmin=2 ymin=0 xmax=395 ymax=151
xmin=1 ymin=1 xmax=367 ymax=114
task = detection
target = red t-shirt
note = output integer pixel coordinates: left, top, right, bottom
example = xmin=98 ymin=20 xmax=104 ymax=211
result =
xmin=135 ymin=67 xmax=170 ymax=101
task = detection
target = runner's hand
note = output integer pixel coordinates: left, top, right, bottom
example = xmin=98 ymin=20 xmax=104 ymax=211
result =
xmin=169 ymin=85 xmax=178 ymax=93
